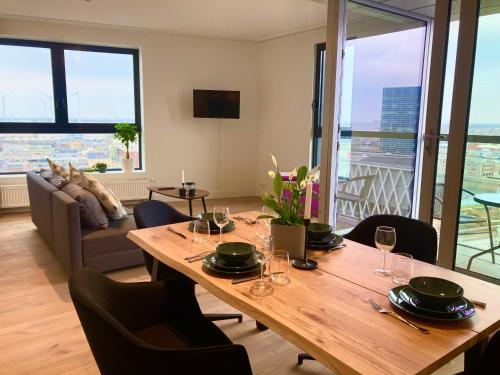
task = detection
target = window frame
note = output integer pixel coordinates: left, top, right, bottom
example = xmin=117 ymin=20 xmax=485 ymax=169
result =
xmin=0 ymin=38 xmax=142 ymax=173
xmin=312 ymin=42 xmax=326 ymax=168
xmin=0 ymin=38 xmax=141 ymax=133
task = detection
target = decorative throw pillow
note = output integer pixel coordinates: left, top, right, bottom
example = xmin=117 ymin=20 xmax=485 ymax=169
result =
xmin=44 ymin=173 xmax=70 ymax=189
xmin=47 ymin=158 xmax=69 ymax=179
xmin=61 ymin=182 xmax=109 ymax=229
xmin=39 ymin=169 xmax=54 ymax=180
xmin=69 ymin=164 xmax=128 ymax=220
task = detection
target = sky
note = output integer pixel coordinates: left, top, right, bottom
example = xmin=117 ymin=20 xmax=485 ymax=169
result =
xmin=341 ymin=12 xmax=500 ymax=130
xmin=0 ymin=47 xmax=135 ymax=122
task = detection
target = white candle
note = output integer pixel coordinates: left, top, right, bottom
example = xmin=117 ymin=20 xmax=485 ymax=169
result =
xmin=182 ymin=170 xmax=185 ymax=184
xmin=304 ymin=180 xmax=313 ymax=220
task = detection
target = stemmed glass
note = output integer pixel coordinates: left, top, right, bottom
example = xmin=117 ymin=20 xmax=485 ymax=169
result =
xmin=250 ymin=235 xmax=274 ymax=297
xmin=373 ymin=226 xmax=396 ymax=276
xmin=256 ymin=205 xmax=274 ymax=240
xmin=213 ymin=206 xmax=230 ymax=244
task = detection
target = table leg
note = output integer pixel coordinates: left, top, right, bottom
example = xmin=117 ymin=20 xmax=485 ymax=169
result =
xmin=148 ymin=190 xmax=152 ymax=200
xmin=151 ymin=258 xmax=159 ymax=282
xmin=256 ymin=321 xmax=269 ymax=331
xmin=467 ymin=204 xmax=498 ymax=269
xmin=188 ymin=199 xmax=193 ymax=217
xmin=483 ymin=204 xmax=495 ymax=263
xmin=464 ymin=339 xmax=487 ymax=374
xmin=202 ymin=197 xmax=207 ymax=213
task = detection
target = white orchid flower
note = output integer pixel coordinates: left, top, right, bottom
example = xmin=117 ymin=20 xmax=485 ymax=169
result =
xmin=270 ymin=154 xmax=278 ymax=169
xmin=300 ymin=180 xmax=307 ymax=190
xmin=289 ymin=167 xmax=297 ymax=179
xmin=268 ymin=170 xmax=276 ymax=179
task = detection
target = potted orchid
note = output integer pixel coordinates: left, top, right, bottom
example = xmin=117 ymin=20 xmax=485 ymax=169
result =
xmin=259 ymin=155 xmax=319 ymax=258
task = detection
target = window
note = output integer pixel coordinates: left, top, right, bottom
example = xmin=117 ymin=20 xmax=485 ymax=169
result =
xmin=0 ymin=38 xmax=141 ymax=174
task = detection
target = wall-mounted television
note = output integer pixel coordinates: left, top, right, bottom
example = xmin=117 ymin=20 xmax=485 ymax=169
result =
xmin=193 ymin=89 xmax=240 ymax=119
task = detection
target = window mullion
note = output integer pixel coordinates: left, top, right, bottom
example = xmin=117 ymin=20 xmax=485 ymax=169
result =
xmin=51 ymin=47 xmax=69 ymax=127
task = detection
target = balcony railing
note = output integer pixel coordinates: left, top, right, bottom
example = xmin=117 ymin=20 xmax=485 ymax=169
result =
xmin=337 ymin=161 xmax=414 ymax=219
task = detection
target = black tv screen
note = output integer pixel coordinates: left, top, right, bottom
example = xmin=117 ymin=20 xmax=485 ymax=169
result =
xmin=193 ymin=90 xmax=240 ymax=119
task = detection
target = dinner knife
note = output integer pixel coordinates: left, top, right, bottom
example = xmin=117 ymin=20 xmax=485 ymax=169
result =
xmin=167 ymin=226 xmax=187 ymax=239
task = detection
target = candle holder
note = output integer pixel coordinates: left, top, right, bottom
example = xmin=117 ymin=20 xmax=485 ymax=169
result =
xmin=292 ymin=219 xmax=318 ymax=270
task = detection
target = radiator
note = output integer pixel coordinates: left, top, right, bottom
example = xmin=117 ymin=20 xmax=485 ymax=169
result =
xmin=0 ymin=185 xmax=30 ymax=208
xmin=0 ymin=180 xmax=149 ymax=208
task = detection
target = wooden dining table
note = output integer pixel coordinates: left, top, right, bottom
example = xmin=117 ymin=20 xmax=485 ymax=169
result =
xmin=127 ymin=210 xmax=500 ymax=375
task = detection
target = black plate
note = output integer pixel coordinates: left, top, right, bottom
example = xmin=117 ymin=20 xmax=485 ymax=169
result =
xmin=188 ymin=220 xmax=235 ymax=234
xmin=208 ymin=253 xmax=260 ymax=271
xmin=388 ymin=286 xmax=475 ymax=321
xmin=202 ymin=253 xmax=261 ymax=277
xmin=399 ymin=287 xmax=468 ymax=315
xmin=307 ymin=234 xmax=343 ymax=249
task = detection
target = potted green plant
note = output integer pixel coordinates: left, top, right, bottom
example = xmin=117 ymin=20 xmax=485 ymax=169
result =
xmin=114 ymin=122 xmax=139 ymax=173
xmin=94 ymin=162 xmax=107 ymax=173
xmin=260 ymin=155 xmax=318 ymax=258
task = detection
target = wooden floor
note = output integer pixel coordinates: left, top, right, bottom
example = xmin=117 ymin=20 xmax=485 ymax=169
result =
xmin=0 ymin=196 xmax=461 ymax=374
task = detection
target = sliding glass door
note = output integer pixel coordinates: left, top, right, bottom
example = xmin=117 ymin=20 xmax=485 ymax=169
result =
xmin=453 ymin=1 xmax=500 ymax=280
xmin=335 ymin=2 xmax=430 ymax=231
xmin=426 ymin=0 xmax=500 ymax=282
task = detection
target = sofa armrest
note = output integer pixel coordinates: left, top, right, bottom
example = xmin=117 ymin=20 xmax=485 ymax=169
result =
xmin=52 ymin=191 xmax=83 ymax=273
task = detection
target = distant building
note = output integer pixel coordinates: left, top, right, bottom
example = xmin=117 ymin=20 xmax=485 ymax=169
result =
xmin=380 ymin=86 xmax=421 ymax=155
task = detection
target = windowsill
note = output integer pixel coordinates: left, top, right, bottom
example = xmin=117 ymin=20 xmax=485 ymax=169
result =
xmin=0 ymin=170 xmax=147 ymax=184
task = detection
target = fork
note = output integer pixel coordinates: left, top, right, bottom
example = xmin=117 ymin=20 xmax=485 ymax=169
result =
xmin=368 ymin=299 xmax=430 ymax=334
xmin=184 ymin=251 xmax=212 ymax=262
xmin=233 ymin=216 xmax=257 ymax=225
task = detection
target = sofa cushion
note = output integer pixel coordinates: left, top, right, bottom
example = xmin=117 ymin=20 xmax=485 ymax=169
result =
xmin=47 ymin=158 xmax=69 ymax=179
xmin=81 ymin=215 xmax=138 ymax=258
xmin=69 ymin=164 xmax=127 ymax=220
xmin=61 ymin=182 xmax=109 ymax=229
xmin=44 ymin=172 xmax=70 ymax=189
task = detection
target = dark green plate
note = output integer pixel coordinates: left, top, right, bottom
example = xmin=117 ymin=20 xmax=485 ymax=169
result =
xmin=399 ymin=286 xmax=469 ymax=315
xmin=307 ymin=234 xmax=343 ymax=249
xmin=187 ymin=220 xmax=235 ymax=234
xmin=207 ymin=252 xmax=260 ymax=271
xmin=202 ymin=253 xmax=261 ymax=277
xmin=388 ymin=286 xmax=475 ymax=322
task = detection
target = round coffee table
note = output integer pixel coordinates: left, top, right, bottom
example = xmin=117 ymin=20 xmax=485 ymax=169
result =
xmin=147 ymin=187 xmax=209 ymax=216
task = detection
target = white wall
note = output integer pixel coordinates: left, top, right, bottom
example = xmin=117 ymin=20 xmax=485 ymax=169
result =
xmin=255 ymin=28 xmax=326 ymax=195
xmin=0 ymin=17 xmax=259 ymax=198
xmin=0 ymin=17 xmax=324 ymax=201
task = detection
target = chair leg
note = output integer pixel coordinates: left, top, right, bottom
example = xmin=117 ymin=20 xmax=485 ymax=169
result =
xmin=256 ymin=321 xmax=269 ymax=331
xmin=204 ymin=313 xmax=243 ymax=323
xmin=298 ymin=353 xmax=315 ymax=364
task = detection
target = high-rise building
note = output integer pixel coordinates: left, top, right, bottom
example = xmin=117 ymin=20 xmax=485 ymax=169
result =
xmin=380 ymin=86 xmax=421 ymax=155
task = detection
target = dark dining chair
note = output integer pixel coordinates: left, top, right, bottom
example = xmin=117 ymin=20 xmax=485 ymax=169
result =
xmin=69 ymin=269 xmax=252 ymax=375
xmin=456 ymin=331 xmax=500 ymax=375
xmin=298 ymin=214 xmax=438 ymax=365
xmin=133 ymin=200 xmax=242 ymax=323
xmin=343 ymin=214 xmax=438 ymax=264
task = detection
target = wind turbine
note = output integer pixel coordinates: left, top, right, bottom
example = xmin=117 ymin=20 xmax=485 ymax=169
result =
xmin=0 ymin=92 xmax=12 ymax=120
xmin=69 ymin=83 xmax=81 ymax=123
xmin=39 ymin=93 xmax=53 ymax=121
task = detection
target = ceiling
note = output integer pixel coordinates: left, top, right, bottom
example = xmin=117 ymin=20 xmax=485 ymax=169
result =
xmin=0 ymin=0 xmax=436 ymax=43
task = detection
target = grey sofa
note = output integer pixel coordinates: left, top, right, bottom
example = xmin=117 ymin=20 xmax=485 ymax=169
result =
xmin=26 ymin=171 xmax=144 ymax=273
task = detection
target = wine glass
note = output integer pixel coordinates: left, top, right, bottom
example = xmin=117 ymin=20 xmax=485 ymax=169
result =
xmin=373 ymin=226 xmax=396 ymax=276
xmin=256 ymin=205 xmax=274 ymax=239
xmin=250 ymin=235 xmax=274 ymax=297
xmin=213 ymin=206 xmax=230 ymax=244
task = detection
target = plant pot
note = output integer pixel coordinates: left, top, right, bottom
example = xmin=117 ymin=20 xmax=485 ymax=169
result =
xmin=121 ymin=158 xmax=134 ymax=173
xmin=271 ymin=223 xmax=306 ymax=259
